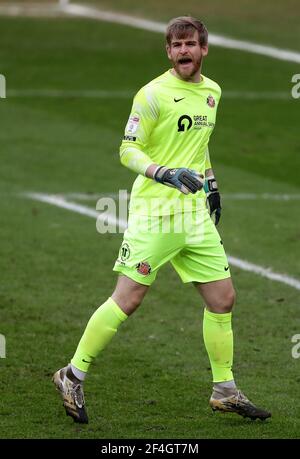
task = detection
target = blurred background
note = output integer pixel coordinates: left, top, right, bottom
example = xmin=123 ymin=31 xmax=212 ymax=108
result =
xmin=0 ymin=0 xmax=299 ymax=439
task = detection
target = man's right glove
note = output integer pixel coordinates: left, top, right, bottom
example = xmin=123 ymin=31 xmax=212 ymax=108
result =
xmin=204 ymin=175 xmax=222 ymax=225
xmin=154 ymin=166 xmax=204 ymax=195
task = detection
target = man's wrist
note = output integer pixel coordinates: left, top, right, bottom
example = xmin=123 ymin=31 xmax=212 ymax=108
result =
xmin=204 ymin=175 xmax=218 ymax=194
xmin=153 ymin=166 xmax=168 ymax=182
xmin=145 ymin=163 xmax=163 ymax=179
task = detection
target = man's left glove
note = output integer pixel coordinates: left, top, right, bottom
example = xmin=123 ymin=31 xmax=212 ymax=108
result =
xmin=205 ymin=176 xmax=222 ymax=226
xmin=154 ymin=166 xmax=204 ymax=195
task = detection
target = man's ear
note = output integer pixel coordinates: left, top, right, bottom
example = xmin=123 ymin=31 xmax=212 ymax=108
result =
xmin=166 ymin=44 xmax=172 ymax=60
xmin=201 ymin=45 xmax=209 ymax=57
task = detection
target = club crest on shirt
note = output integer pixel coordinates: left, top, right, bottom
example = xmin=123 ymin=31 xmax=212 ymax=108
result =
xmin=206 ymin=94 xmax=215 ymax=108
xmin=136 ymin=261 xmax=151 ymax=275
xmin=126 ymin=114 xmax=140 ymax=134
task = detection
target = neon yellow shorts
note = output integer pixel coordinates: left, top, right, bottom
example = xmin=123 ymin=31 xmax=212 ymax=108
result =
xmin=113 ymin=209 xmax=230 ymax=286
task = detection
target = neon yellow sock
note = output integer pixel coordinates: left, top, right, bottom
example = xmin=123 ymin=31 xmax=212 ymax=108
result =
xmin=71 ymin=297 xmax=128 ymax=372
xmin=203 ymin=308 xmax=234 ymax=383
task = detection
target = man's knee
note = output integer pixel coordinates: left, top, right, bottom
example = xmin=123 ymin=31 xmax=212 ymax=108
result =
xmin=112 ymin=290 xmax=143 ymax=316
xmin=204 ymin=286 xmax=236 ymax=314
xmin=122 ymin=290 xmax=144 ymax=311
xmin=218 ymin=287 xmax=236 ymax=313
xmin=112 ymin=276 xmax=148 ymax=315
xmin=221 ymin=288 xmax=236 ymax=313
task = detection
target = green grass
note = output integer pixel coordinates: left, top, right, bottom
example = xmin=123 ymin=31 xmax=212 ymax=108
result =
xmin=80 ymin=0 xmax=300 ymax=50
xmin=0 ymin=10 xmax=300 ymax=439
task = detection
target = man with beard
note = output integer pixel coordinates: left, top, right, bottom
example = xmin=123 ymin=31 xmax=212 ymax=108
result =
xmin=53 ymin=16 xmax=271 ymax=424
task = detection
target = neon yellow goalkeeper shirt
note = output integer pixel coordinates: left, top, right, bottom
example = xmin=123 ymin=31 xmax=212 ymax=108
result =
xmin=119 ymin=69 xmax=221 ymax=216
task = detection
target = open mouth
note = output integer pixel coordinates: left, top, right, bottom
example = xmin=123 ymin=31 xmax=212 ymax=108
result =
xmin=178 ymin=57 xmax=193 ymax=65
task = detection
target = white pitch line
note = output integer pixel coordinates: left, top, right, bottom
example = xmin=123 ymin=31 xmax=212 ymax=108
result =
xmin=59 ymin=3 xmax=300 ymax=64
xmin=228 ymin=256 xmax=300 ymax=291
xmin=0 ymin=4 xmax=67 ymax=17
xmin=1 ymin=2 xmax=299 ymax=64
xmin=7 ymin=89 xmax=134 ymax=99
xmin=7 ymin=89 xmax=292 ymax=100
xmin=26 ymin=192 xmax=127 ymax=229
xmin=222 ymin=91 xmax=291 ymax=100
xmin=25 ymin=192 xmax=300 ymax=291
xmin=63 ymin=192 xmax=125 ymax=201
xmin=223 ymin=193 xmax=300 ymax=201
xmin=60 ymin=192 xmax=300 ymax=202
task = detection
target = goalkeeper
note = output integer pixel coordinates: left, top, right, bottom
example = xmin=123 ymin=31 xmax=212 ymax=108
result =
xmin=53 ymin=16 xmax=271 ymax=424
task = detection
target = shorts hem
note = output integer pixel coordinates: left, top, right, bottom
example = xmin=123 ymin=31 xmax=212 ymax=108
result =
xmin=113 ymin=265 xmax=153 ymax=286
xmin=180 ymin=272 xmax=231 ymax=284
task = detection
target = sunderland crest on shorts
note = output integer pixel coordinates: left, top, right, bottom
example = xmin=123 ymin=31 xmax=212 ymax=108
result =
xmin=136 ymin=261 xmax=151 ymax=275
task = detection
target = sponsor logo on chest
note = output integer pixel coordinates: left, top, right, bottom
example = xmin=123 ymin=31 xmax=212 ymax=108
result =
xmin=172 ymin=95 xmax=216 ymax=131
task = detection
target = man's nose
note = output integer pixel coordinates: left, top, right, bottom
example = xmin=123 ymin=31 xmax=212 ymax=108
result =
xmin=179 ymin=44 xmax=188 ymax=53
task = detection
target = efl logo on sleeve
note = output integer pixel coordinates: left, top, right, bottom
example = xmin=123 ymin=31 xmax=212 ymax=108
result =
xmin=126 ymin=114 xmax=140 ymax=134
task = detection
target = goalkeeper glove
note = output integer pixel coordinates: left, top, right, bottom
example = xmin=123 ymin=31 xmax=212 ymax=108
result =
xmin=154 ymin=166 xmax=204 ymax=195
xmin=205 ymin=176 xmax=221 ymax=225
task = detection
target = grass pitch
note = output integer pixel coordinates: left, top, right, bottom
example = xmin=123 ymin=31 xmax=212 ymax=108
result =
xmin=0 ymin=5 xmax=299 ymax=439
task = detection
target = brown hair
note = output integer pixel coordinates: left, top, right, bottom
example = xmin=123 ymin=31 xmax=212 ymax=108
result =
xmin=166 ymin=16 xmax=208 ymax=47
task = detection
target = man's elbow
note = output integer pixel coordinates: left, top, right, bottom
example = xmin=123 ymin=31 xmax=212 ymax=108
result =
xmin=119 ymin=145 xmax=128 ymax=167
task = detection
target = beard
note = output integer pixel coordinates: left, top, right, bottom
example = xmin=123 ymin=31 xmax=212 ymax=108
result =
xmin=173 ymin=56 xmax=202 ymax=81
